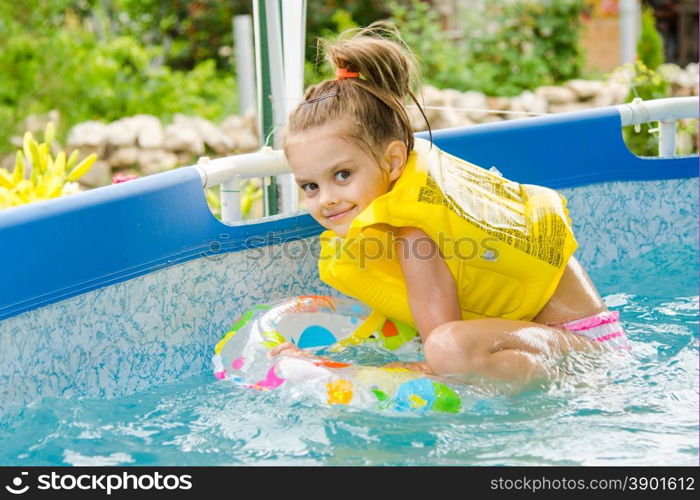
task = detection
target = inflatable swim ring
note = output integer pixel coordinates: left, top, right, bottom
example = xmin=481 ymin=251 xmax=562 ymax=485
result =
xmin=212 ymin=295 xmax=462 ymax=413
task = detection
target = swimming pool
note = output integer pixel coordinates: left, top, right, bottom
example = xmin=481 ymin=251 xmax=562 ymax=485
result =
xmin=0 ymin=101 xmax=697 ymax=466
xmin=0 ymin=241 xmax=697 ymax=466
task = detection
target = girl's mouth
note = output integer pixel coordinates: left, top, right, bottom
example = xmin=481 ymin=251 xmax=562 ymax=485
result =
xmin=327 ymin=207 xmax=353 ymax=222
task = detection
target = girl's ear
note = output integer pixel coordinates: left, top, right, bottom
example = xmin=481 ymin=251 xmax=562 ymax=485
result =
xmin=383 ymin=140 xmax=408 ymax=182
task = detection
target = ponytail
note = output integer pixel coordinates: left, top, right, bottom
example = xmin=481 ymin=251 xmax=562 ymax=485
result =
xmin=285 ymin=21 xmax=431 ymax=161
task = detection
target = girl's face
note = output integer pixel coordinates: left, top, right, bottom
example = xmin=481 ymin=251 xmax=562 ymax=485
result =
xmin=286 ymin=124 xmax=405 ymax=237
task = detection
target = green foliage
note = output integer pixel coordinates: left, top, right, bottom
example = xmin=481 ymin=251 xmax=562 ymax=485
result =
xmin=389 ymin=0 xmax=585 ymax=96
xmin=618 ymin=61 xmax=671 ymax=156
xmin=387 ymin=0 xmax=460 ymax=89
xmin=205 ymin=181 xmax=263 ymax=220
xmin=109 ymin=0 xmax=250 ymax=71
xmin=110 ymin=0 xmax=389 ymax=73
xmin=637 ymin=7 xmax=665 ymax=70
xmin=0 ymin=9 xmax=238 ymax=155
xmin=621 ymin=11 xmax=668 ymax=157
xmin=305 ymin=0 xmax=391 ymax=62
xmin=304 ymin=9 xmax=362 ymax=86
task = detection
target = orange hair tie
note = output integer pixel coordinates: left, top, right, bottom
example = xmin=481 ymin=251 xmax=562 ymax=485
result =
xmin=336 ymin=68 xmax=360 ymax=79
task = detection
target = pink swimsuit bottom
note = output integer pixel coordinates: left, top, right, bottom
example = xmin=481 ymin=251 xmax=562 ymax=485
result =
xmin=551 ymin=310 xmax=630 ymax=350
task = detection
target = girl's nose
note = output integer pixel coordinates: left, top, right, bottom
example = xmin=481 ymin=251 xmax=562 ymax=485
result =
xmin=320 ymin=188 xmax=339 ymax=207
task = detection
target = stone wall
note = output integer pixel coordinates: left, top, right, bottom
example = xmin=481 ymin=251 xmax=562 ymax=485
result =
xmin=413 ymin=63 xmax=698 ymax=130
xmin=8 ymin=63 xmax=698 ymax=188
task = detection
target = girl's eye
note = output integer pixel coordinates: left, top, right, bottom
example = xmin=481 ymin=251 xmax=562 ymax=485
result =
xmin=301 ymin=183 xmax=318 ymax=193
xmin=335 ymin=170 xmax=351 ymax=181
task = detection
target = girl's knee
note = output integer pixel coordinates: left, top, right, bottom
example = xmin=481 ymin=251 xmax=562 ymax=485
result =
xmin=423 ymin=321 xmax=484 ymax=375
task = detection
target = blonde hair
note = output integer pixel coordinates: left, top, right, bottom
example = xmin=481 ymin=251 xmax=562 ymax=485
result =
xmin=284 ymin=21 xmax=430 ymax=163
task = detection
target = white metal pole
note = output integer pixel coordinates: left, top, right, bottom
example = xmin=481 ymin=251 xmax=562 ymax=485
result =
xmin=194 ymin=148 xmax=290 ymax=188
xmin=282 ymin=0 xmax=306 ymax=118
xmin=616 ymin=96 xmax=698 ymax=126
xmin=264 ymin=0 xmax=287 ymax=147
xmin=265 ymin=0 xmax=295 ymax=215
xmin=658 ymin=120 xmax=677 ymax=157
xmin=620 ymin=0 xmax=640 ymax=65
xmin=253 ymin=0 xmax=272 ymax=216
xmin=221 ymin=177 xmax=242 ymax=224
xmin=234 ymin=15 xmax=256 ymax=114
xmin=199 ymin=156 xmax=241 ymax=224
xmin=279 ymin=0 xmax=306 ymax=213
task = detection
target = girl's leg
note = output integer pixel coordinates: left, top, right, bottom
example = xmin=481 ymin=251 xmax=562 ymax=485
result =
xmin=423 ymin=319 xmax=596 ymax=383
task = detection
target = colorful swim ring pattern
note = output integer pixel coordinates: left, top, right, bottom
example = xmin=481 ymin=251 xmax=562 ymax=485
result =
xmin=212 ymin=295 xmax=462 ymax=413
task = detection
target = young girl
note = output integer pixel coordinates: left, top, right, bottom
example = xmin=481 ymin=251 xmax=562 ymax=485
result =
xmin=274 ymin=22 xmax=628 ymax=384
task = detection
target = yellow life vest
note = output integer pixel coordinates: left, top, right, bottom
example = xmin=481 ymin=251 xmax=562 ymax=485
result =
xmin=318 ymin=138 xmax=578 ymax=330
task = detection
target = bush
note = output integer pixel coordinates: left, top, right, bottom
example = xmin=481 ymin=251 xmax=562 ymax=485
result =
xmin=0 ymin=19 xmax=238 ymax=154
xmin=620 ymin=13 xmax=668 ymax=157
xmin=619 ymin=61 xmax=670 ymax=156
xmin=389 ymin=0 xmax=585 ymax=96
xmin=637 ymin=6 xmax=665 ymax=70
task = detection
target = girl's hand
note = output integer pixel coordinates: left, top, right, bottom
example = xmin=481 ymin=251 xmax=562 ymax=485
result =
xmin=268 ymin=341 xmax=310 ymax=358
xmin=382 ymin=361 xmax=434 ymax=374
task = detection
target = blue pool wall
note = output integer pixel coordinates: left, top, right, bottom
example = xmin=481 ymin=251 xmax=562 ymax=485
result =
xmin=0 ymin=105 xmax=697 ymax=412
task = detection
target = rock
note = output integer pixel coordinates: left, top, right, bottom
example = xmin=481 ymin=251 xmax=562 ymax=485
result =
xmin=456 ymin=91 xmax=488 ymax=121
xmin=78 ymin=160 xmax=111 ymax=188
xmin=671 ymin=83 xmax=694 ymax=97
xmin=658 ymin=62 xmax=699 ymax=95
xmin=535 ymin=85 xmax=578 ymax=104
xmin=549 ymin=102 xmax=595 ymax=114
xmin=137 ymin=149 xmax=179 ymax=175
xmin=480 ymin=115 xmax=504 ymax=123
xmin=657 ymin=63 xmax=682 ymax=82
xmin=684 ymin=63 xmax=698 ymax=93
xmin=565 ymin=79 xmax=604 ymax=100
xmin=607 ymin=81 xmax=630 ymax=104
xmin=677 ymin=71 xmax=698 ymax=96
xmin=176 ymin=151 xmax=196 ymax=165
xmin=105 ymin=117 xmax=140 ymax=147
xmin=440 ymin=88 xmax=464 ymax=107
xmin=136 ymin=115 xmax=164 ymax=148
xmin=108 ymin=146 xmax=140 ymax=168
xmin=422 ymin=105 xmax=442 ymax=129
xmin=192 ymin=116 xmax=236 ymax=154
xmin=408 ymin=105 xmax=430 ymax=131
xmin=657 ymin=63 xmax=693 ymax=97
xmin=421 ymin=85 xmax=446 ymax=107
xmin=67 ymin=121 xmax=109 ymax=149
xmin=591 ymin=86 xmax=616 ymax=107
xmin=435 ymin=108 xmax=473 ymax=129
xmin=163 ymin=122 xmax=205 ymax=155
xmin=242 ymin=109 xmax=259 ymax=135
xmin=232 ymin=130 xmax=260 ymax=153
xmin=0 ymin=154 xmax=15 ymax=170
xmin=22 ymin=110 xmax=61 ymax=137
xmin=414 ymin=85 xmax=444 ymax=126
xmin=173 ymin=114 xmax=234 ymax=154
xmin=509 ymin=90 xmax=548 ymax=115
xmin=486 ymin=96 xmax=510 ymax=111
xmin=220 ymin=115 xmax=244 ymax=135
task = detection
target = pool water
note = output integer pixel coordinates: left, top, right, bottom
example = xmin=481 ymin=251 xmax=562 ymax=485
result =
xmin=0 ymin=245 xmax=697 ymax=466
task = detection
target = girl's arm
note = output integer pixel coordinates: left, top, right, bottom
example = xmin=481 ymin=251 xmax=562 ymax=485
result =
xmin=272 ymin=226 xmax=461 ymax=374
xmin=395 ymin=226 xmax=462 ymax=341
